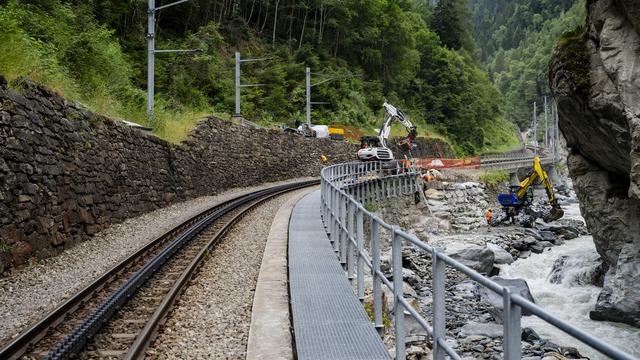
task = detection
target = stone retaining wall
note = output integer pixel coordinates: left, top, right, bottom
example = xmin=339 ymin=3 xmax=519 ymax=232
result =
xmin=0 ymin=78 xmax=357 ymax=269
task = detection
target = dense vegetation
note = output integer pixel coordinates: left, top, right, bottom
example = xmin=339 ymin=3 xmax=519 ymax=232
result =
xmin=469 ymin=0 xmax=584 ymax=129
xmin=0 ymin=0 xmax=522 ymax=154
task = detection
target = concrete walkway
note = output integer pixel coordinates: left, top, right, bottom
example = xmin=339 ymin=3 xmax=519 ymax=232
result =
xmin=288 ymin=190 xmax=391 ymax=360
xmin=246 ymin=187 xmax=316 ymax=360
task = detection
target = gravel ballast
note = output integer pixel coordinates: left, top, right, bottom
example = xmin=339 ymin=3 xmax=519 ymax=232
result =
xmin=147 ymin=188 xmax=311 ymax=359
xmin=0 ymin=178 xmax=314 ymax=344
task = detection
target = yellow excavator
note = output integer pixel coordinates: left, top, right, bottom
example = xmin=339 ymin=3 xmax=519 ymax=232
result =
xmin=491 ymin=157 xmax=564 ymax=227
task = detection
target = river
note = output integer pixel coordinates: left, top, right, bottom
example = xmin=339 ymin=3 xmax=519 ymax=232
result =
xmin=499 ymin=203 xmax=640 ymax=359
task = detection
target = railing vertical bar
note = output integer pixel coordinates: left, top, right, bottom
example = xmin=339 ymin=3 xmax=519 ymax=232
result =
xmin=347 ymin=209 xmax=356 ymax=281
xmin=342 ymin=200 xmax=352 ymax=266
xmin=432 ymin=250 xmax=446 ymax=360
xmin=329 ymin=187 xmax=335 ymax=248
xmin=392 ymin=226 xmax=405 ymax=360
xmin=339 ymin=192 xmax=345 ymax=256
xmin=503 ymin=288 xmax=522 ymax=359
xmin=371 ymin=219 xmax=383 ymax=335
xmin=356 ymin=209 xmax=364 ymax=302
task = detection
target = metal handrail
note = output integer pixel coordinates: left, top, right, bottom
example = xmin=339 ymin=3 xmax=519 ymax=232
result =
xmin=320 ymin=161 xmax=636 ymax=360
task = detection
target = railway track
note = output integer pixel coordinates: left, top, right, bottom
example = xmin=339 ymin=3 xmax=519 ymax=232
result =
xmin=0 ymin=180 xmax=317 ymax=360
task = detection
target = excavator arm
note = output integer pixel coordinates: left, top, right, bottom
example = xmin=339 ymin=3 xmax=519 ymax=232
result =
xmin=515 ymin=157 xmax=564 ymax=222
xmin=378 ymin=102 xmax=417 ymax=149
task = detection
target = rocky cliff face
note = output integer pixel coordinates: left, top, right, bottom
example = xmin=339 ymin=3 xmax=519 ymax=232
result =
xmin=550 ymin=0 xmax=640 ymax=327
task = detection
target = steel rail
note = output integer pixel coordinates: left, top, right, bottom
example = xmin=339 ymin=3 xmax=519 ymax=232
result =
xmin=0 ymin=180 xmax=318 ymax=360
xmin=124 ymin=183 xmax=312 ymax=359
xmin=45 ymin=180 xmax=317 ymax=359
xmin=0 ymin=195 xmax=239 ymax=360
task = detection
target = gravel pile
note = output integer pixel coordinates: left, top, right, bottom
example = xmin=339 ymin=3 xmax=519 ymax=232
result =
xmin=0 ymin=178 xmax=313 ymax=344
xmin=146 ymin=190 xmax=306 ymax=359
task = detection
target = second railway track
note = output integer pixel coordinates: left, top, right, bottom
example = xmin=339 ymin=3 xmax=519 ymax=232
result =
xmin=0 ymin=180 xmax=318 ymax=360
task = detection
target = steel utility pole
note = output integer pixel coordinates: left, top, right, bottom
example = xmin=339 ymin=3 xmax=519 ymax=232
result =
xmin=147 ymin=0 xmax=155 ymax=122
xmin=306 ymin=67 xmax=311 ymax=126
xmin=553 ymin=100 xmax=560 ymax=162
xmin=147 ymin=0 xmax=199 ymax=123
xmin=305 ymin=67 xmax=339 ymax=126
xmin=544 ymin=96 xmax=549 ymax=149
xmin=234 ymin=52 xmax=267 ymax=118
xmin=532 ymin=101 xmax=538 ymax=155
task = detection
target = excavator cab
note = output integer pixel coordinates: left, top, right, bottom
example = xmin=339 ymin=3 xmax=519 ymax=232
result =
xmin=360 ymin=136 xmax=381 ymax=149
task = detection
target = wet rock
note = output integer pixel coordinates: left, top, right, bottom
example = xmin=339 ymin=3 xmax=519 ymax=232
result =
xmin=521 ymin=327 xmax=541 ymax=343
xmin=556 ymin=226 xmax=580 ymax=240
xmin=549 ymin=254 xmax=605 ymax=286
xmin=486 ymin=243 xmax=514 ymax=265
xmin=519 ymin=250 xmax=531 ymax=259
xmin=455 ymin=280 xmax=478 ymax=299
xmin=538 ymin=231 xmax=556 ymax=242
xmin=530 ymin=243 xmax=546 ymax=254
xmin=403 ymin=268 xmax=422 ymax=288
xmin=560 ymin=346 xmax=583 ymax=359
xmin=447 ymin=245 xmax=495 ymax=274
xmin=479 ymin=277 xmax=535 ymax=322
xmin=459 ymin=322 xmax=503 ymax=338
xmin=406 ymin=344 xmax=432 ymax=360
xmin=541 ymin=340 xmax=561 ymax=353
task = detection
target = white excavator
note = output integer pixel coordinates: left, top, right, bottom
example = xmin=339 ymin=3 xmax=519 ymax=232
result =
xmin=357 ymin=102 xmax=417 ymax=161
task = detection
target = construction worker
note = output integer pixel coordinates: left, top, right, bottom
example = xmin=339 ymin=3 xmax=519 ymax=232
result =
xmin=485 ymin=208 xmax=493 ymax=225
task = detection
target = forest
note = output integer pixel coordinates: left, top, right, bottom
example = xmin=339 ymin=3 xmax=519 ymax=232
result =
xmin=0 ymin=0 xmax=582 ymax=154
xmin=470 ymin=0 xmax=583 ymax=129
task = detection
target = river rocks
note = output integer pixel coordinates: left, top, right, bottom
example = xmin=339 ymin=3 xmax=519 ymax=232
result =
xmin=459 ymin=321 xmax=503 ymax=338
xmin=446 ymin=245 xmax=495 ymax=274
xmin=550 ymin=0 xmax=640 ymax=327
xmin=521 ymin=327 xmax=541 ymax=343
xmin=590 ymin=245 xmax=640 ymax=326
xmin=548 ymin=253 xmax=605 ymax=286
xmin=479 ymin=277 xmax=535 ymax=322
xmin=486 ymin=243 xmax=514 ymax=265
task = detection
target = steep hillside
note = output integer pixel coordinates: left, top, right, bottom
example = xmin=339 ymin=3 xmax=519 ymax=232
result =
xmin=470 ymin=0 xmax=584 ymax=129
xmin=0 ymin=0 xmax=519 ymax=155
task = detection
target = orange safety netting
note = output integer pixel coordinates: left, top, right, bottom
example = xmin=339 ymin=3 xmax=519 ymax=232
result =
xmin=419 ymin=157 xmax=481 ymax=169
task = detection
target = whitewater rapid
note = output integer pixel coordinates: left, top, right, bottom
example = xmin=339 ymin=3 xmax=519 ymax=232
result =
xmin=499 ymin=203 xmax=640 ymax=359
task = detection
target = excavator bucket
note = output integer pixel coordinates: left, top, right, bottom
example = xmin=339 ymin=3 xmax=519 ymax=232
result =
xmin=544 ymin=206 xmax=564 ymax=222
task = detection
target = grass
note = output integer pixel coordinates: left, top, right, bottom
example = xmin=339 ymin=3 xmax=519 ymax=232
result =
xmin=364 ymin=301 xmax=392 ymax=329
xmin=480 ymin=170 xmax=510 ymax=188
xmin=480 ymin=117 xmax=523 ymax=154
xmin=0 ymin=242 xmax=15 ymax=254
xmin=364 ymin=201 xmax=379 ymax=213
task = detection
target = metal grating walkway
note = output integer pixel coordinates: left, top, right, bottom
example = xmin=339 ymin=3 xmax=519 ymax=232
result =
xmin=288 ymin=190 xmax=391 ymax=360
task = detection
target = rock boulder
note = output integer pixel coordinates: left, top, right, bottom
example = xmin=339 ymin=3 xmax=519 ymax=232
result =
xmin=478 ymin=277 xmax=535 ymax=323
xmin=550 ymin=0 xmax=640 ymax=327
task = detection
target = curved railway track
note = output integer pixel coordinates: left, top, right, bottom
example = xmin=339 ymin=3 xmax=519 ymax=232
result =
xmin=0 ymin=180 xmax=318 ymax=360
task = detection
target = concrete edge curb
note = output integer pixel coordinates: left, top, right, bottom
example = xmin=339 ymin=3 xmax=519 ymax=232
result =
xmin=246 ymin=186 xmax=318 ymax=360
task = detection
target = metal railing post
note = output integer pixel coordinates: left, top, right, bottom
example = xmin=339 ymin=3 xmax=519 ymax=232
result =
xmin=432 ymin=250 xmax=446 ymax=360
xmin=331 ymin=188 xmax=337 ymax=250
xmin=392 ymin=227 xmax=405 ymax=360
xmin=342 ymin=200 xmax=352 ymax=266
xmin=347 ymin=208 xmax=356 ymax=281
xmin=503 ymin=288 xmax=522 ymax=359
xmin=371 ymin=219 xmax=383 ymax=335
xmin=356 ymin=209 xmax=364 ymax=302
xmin=338 ymin=193 xmax=346 ymax=260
